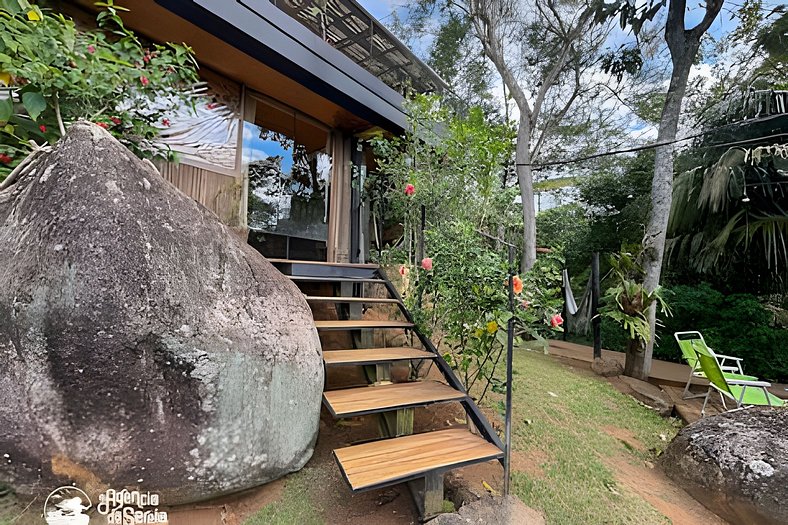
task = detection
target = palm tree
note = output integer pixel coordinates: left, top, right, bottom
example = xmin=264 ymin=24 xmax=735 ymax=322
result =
xmin=667 ymin=142 xmax=788 ymax=290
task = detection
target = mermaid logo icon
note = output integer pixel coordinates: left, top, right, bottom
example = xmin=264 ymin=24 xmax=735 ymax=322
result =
xmin=43 ymin=486 xmax=92 ymax=525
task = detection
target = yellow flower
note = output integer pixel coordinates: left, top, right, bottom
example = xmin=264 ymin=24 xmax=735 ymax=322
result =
xmin=27 ymin=10 xmax=41 ymax=21
xmin=486 ymin=321 xmax=498 ymax=334
xmin=473 ymin=328 xmax=484 ymax=338
xmin=0 ymin=72 xmax=10 ymax=87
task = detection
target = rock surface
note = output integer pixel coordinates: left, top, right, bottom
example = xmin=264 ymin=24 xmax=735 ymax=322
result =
xmin=0 ymin=123 xmax=324 ymax=504
xmin=591 ymin=357 xmax=624 ymax=377
xmin=660 ymin=408 xmax=788 ymax=525
xmin=618 ymin=376 xmax=674 ymax=417
xmin=430 ymin=495 xmax=545 ymax=525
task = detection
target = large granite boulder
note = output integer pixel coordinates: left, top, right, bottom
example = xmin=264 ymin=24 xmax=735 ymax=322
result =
xmin=660 ymin=408 xmax=788 ymax=525
xmin=0 ymin=123 xmax=324 ymax=504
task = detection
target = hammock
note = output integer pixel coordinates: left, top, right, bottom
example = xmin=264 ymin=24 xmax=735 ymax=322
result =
xmin=562 ymin=269 xmax=593 ymax=336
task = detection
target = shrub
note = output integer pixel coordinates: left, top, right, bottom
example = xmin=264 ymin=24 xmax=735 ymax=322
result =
xmin=657 ymin=283 xmax=788 ymax=382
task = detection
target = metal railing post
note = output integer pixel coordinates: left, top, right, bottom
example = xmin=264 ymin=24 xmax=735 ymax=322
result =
xmin=504 ymin=244 xmax=515 ymax=496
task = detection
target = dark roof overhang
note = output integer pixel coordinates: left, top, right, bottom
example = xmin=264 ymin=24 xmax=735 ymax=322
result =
xmin=155 ymin=0 xmax=407 ymax=133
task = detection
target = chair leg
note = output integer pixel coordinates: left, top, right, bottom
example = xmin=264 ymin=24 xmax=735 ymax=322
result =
xmin=683 ymin=373 xmax=706 ymax=400
xmin=701 ymin=388 xmax=711 ymax=417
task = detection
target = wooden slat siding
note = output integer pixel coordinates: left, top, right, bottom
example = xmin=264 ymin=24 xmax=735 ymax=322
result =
xmin=334 ymin=429 xmax=503 ymax=491
xmin=323 ymin=348 xmax=435 ymax=365
xmin=306 ymin=296 xmax=401 ymax=304
xmin=323 ymin=381 xmax=464 ymax=416
xmin=156 ymin=161 xmax=242 ymax=227
xmin=315 ymin=320 xmax=413 ymax=330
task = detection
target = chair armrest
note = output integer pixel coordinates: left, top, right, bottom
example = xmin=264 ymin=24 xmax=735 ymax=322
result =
xmin=728 ymin=379 xmax=772 ymax=387
xmin=717 ymin=354 xmax=744 ymax=361
xmin=720 ymin=365 xmax=739 ymax=372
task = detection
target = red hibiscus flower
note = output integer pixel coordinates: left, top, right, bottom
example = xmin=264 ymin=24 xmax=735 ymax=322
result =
xmin=139 ymin=75 xmax=149 ymax=87
xmin=110 ymin=116 xmax=122 ymax=125
xmin=550 ymin=314 xmax=564 ymax=328
xmin=404 ymin=183 xmax=415 ymax=196
xmin=398 ymin=265 xmax=408 ymax=277
xmin=95 ymin=122 xmax=109 ymax=129
xmin=39 ymin=125 xmax=46 ymax=133
xmin=0 ymin=153 xmax=12 ymax=164
xmin=421 ymin=257 xmax=433 ymax=271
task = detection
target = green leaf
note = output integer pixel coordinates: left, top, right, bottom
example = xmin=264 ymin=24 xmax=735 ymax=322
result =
xmin=0 ymin=97 xmax=11 ymax=123
xmin=21 ymin=91 xmax=46 ymax=121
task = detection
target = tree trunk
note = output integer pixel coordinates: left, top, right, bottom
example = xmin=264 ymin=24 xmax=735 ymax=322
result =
xmin=624 ymin=338 xmax=646 ymax=380
xmin=516 ymin=116 xmax=537 ymax=271
xmin=637 ymin=40 xmax=700 ymax=378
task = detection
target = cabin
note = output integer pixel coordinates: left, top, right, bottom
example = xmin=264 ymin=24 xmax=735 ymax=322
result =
xmin=60 ymin=1 xmax=504 ymax=519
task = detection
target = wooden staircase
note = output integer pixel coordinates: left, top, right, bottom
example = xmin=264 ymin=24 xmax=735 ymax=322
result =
xmin=269 ymin=259 xmax=504 ymax=521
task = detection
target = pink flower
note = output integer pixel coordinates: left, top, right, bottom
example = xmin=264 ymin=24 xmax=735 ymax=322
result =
xmin=398 ymin=265 xmax=408 ymax=276
xmin=39 ymin=125 xmax=46 ymax=133
xmin=110 ymin=116 xmax=122 ymax=125
xmin=95 ymin=122 xmax=109 ymax=129
xmin=87 ymin=45 xmax=96 ymax=54
xmin=0 ymin=153 xmax=12 ymax=164
xmin=404 ymin=183 xmax=415 ymax=196
xmin=521 ymin=299 xmax=530 ymax=309
xmin=550 ymin=314 xmax=564 ymax=328
xmin=161 ymin=118 xmax=171 ymax=127
xmin=139 ymin=75 xmax=149 ymax=87
xmin=421 ymin=257 xmax=433 ymax=271
xmin=143 ymin=54 xmax=151 ymax=64
xmin=206 ymin=102 xmax=218 ymax=110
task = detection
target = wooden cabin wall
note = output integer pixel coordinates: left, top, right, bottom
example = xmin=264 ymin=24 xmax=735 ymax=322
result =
xmin=156 ymin=162 xmax=244 ymax=229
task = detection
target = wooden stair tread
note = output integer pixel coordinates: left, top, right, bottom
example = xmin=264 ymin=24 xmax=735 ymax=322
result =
xmin=267 ymin=258 xmax=379 ymax=269
xmin=323 ymin=381 xmax=465 ymax=417
xmin=334 ymin=428 xmax=503 ymax=491
xmin=323 ymin=348 xmax=435 ymax=366
xmin=306 ymin=296 xmax=401 ymax=304
xmin=315 ymin=320 xmax=414 ymax=330
xmin=289 ymin=276 xmax=384 ymax=283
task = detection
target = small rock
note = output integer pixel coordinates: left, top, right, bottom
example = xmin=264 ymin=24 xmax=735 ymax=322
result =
xmin=591 ymin=357 xmax=624 ymax=377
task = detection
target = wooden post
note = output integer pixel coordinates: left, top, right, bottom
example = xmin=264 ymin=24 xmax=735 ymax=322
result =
xmin=423 ymin=470 xmax=444 ymax=519
xmin=592 ymin=252 xmax=602 ymax=360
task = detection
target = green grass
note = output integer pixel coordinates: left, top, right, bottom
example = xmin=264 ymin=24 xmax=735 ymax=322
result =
xmin=243 ymin=468 xmax=324 ymax=525
xmin=491 ymin=349 xmax=681 ymax=525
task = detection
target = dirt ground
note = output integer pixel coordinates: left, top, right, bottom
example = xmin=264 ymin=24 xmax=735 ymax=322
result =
xmin=163 ymin=352 xmax=728 ymax=525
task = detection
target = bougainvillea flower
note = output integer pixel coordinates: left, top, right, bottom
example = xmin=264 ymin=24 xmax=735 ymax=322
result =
xmin=550 ymin=314 xmax=564 ymax=328
xmin=486 ymin=321 xmax=498 ymax=333
xmin=87 ymin=45 xmax=96 ymax=54
xmin=0 ymin=153 xmax=12 ymax=164
xmin=39 ymin=125 xmax=46 ymax=133
xmin=110 ymin=116 xmax=122 ymax=125
xmin=161 ymin=118 xmax=171 ymax=127
xmin=398 ymin=265 xmax=408 ymax=277
xmin=421 ymin=257 xmax=433 ymax=271
xmin=95 ymin=122 xmax=109 ymax=129
xmin=404 ymin=183 xmax=415 ymax=196
xmin=139 ymin=75 xmax=149 ymax=87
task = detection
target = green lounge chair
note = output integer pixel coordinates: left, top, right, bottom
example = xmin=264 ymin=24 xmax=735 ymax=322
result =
xmin=674 ymin=331 xmax=757 ymax=399
xmin=691 ymin=337 xmax=784 ymax=416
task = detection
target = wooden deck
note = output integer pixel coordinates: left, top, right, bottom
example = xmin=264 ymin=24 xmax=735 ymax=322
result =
xmin=323 ymin=348 xmax=435 ymax=366
xmin=334 ymin=428 xmax=503 ymax=491
xmin=323 ymin=381 xmax=465 ymax=417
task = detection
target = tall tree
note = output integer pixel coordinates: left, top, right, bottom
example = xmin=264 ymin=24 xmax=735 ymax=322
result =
xmin=413 ymin=0 xmax=608 ymax=271
xmin=604 ymin=0 xmax=725 ymax=379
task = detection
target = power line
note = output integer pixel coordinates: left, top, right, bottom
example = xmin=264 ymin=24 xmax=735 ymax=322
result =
xmin=520 ymin=117 xmax=788 ymax=171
